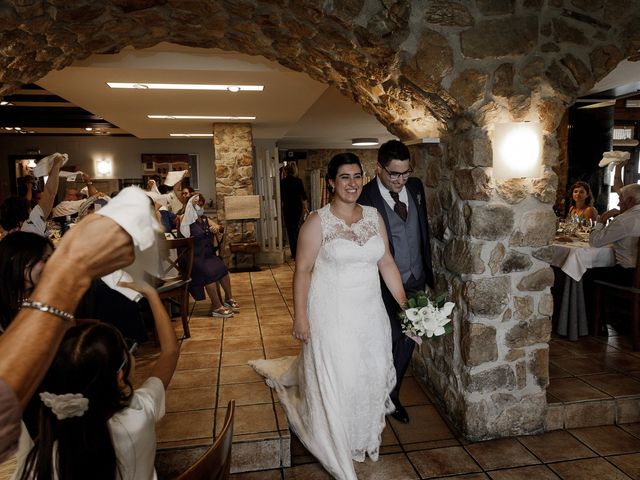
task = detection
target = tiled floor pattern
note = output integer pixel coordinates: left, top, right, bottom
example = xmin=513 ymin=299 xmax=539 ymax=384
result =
xmin=2 ymin=261 xmax=640 ymax=479
xmin=547 ymin=331 xmax=640 ymax=431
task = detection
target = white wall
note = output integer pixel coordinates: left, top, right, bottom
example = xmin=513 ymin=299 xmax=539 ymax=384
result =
xmin=0 ymin=136 xmax=216 ymax=202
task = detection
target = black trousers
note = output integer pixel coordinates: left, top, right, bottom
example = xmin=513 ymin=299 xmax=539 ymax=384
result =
xmin=382 ymin=272 xmax=426 ymax=404
xmin=283 ymin=210 xmax=302 ymax=258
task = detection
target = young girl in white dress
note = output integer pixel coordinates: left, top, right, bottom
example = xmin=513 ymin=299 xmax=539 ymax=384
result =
xmin=13 ymin=281 xmax=178 ymax=480
xmin=251 ymin=153 xmax=407 ymax=479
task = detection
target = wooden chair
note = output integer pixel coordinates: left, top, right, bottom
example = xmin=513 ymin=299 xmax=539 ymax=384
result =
xmin=176 ymin=400 xmax=235 ymax=480
xmin=594 ymin=237 xmax=640 ymax=350
xmin=157 ymin=237 xmax=194 ymax=338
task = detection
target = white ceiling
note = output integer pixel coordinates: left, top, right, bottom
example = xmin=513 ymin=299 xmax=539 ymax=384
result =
xmin=36 ymin=42 xmax=397 ymax=149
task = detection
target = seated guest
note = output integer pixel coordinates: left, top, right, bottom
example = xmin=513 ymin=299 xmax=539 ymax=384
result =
xmin=180 ymin=194 xmax=239 ymax=318
xmin=0 ymin=154 xmax=65 ymax=238
xmin=0 ymin=214 xmax=135 ymax=463
xmin=589 ymin=183 xmax=640 ymax=286
xmin=51 ymin=173 xmax=98 ymax=218
xmin=12 ymin=280 xmax=178 ymax=480
xmin=567 ymin=180 xmax=598 ymax=223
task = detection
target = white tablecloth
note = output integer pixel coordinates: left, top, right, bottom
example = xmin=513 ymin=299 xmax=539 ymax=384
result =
xmin=551 ymin=241 xmax=615 ymax=281
xmin=550 ymin=241 xmax=615 ymax=340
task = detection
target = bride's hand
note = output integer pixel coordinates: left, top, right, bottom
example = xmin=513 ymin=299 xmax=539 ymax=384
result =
xmin=292 ymin=318 xmax=310 ymax=343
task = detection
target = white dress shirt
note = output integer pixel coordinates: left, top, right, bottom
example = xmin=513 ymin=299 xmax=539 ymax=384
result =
xmin=590 ymin=203 xmax=640 ymax=268
xmin=375 ymin=177 xmax=409 ymax=212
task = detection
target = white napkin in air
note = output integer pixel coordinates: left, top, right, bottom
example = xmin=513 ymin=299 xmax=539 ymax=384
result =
xmin=96 ymin=186 xmax=164 ymax=300
xmin=164 ymin=170 xmax=187 ymax=187
xmin=61 ymin=171 xmax=87 ymax=182
xmin=179 ymin=194 xmax=200 ymax=238
xmin=598 ymin=150 xmax=630 ymax=167
xmin=33 ymin=153 xmax=68 ymax=177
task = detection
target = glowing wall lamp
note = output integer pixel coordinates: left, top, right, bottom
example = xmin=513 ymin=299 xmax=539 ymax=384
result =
xmin=492 ymin=122 xmax=542 ymax=180
xmin=95 ymin=157 xmax=113 ymax=177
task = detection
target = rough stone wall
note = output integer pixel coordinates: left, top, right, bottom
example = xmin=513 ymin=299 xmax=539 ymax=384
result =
xmin=412 ymin=128 xmax=557 ymax=439
xmin=213 ymin=123 xmax=255 ymax=257
xmin=3 ymin=0 xmax=640 ymax=439
xmin=3 ymin=1 xmax=640 ymax=140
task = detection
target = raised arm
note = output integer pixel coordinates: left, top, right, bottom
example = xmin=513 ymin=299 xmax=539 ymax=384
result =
xmin=39 ymin=154 xmax=65 ymax=219
xmin=376 ymin=213 xmax=407 ymax=307
xmin=613 ymin=160 xmax=626 ymax=196
xmin=0 ymin=215 xmax=134 ymax=407
xmin=81 ymin=173 xmax=98 ymax=197
xmin=118 ymin=281 xmax=179 ymax=389
xmin=292 ymin=212 xmax=322 ymax=343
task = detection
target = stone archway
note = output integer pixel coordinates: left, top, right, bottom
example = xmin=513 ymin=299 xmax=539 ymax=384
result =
xmin=3 ymin=0 xmax=640 ymax=439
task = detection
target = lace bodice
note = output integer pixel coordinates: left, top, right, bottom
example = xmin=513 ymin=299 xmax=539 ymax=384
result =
xmin=317 ymin=203 xmax=379 ymax=246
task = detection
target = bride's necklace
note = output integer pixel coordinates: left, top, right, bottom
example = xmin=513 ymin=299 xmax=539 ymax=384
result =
xmin=330 ymin=202 xmax=362 ymax=227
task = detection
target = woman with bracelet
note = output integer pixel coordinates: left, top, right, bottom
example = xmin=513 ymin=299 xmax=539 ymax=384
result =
xmin=13 ymin=280 xmax=178 ymax=480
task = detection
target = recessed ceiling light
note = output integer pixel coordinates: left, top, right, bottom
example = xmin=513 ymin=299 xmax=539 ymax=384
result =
xmin=107 ymin=82 xmax=264 ymax=91
xmin=351 ymin=138 xmax=379 ymax=146
xmin=14 ymin=127 xmax=21 ymax=131
xmin=170 ymin=133 xmax=214 ymax=137
xmin=0 ymin=101 xmax=12 ymax=106
xmin=4 ymin=127 xmax=13 ymax=130
xmin=148 ymin=115 xmax=256 ymax=120
xmin=85 ymin=127 xmax=93 ymax=131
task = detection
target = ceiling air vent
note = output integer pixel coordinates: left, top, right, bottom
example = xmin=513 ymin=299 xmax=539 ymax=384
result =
xmin=625 ymin=100 xmax=640 ymax=108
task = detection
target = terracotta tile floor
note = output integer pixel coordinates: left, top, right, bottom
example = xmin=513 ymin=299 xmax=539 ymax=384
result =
xmin=2 ymin=262 xmax=640 ymax=479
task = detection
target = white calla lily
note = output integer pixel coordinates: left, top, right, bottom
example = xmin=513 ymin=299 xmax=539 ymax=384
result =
xmin=405 ymin=308 xmax=421 ymax=322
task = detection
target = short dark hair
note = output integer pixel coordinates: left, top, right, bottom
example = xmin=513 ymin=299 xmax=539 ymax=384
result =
xmin=0 ymin=196 xmax=30 ymax=231
xmin=378 ymin=140 xmax=410 ymax=167
xmin=325 ymin=153 xmax=363 ymax=194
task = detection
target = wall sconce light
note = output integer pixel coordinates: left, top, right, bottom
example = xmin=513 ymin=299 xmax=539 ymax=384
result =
xmin=493 ymin=122 xmax=542 ymax=180
xmin=95 ymin=158 xmax=113 ymax=177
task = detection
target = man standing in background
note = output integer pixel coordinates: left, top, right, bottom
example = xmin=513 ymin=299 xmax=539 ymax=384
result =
xmin=280 ymin=163 xmax=308 ymax=260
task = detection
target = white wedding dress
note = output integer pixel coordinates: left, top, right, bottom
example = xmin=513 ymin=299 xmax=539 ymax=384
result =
xmin=250 ymin=204 xmax=396 ymax=480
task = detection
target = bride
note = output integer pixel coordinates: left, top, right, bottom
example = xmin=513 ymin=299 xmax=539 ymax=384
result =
xmin=250 ymin=153 xmax=407 ymax=479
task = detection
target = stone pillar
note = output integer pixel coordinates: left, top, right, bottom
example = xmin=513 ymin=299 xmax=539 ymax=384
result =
xmin=213 ymin=123 xmax=255 ymax=262
xmin=411 ymin=122 xmax=558 ymax=440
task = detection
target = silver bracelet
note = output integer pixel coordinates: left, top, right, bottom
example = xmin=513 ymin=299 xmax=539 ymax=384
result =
xmin=21 ymin=299 xmax=75 ymax=322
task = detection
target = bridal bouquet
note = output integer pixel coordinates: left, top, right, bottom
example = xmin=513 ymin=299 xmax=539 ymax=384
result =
xmin=399 ymin=291 xmax=454 ymax=345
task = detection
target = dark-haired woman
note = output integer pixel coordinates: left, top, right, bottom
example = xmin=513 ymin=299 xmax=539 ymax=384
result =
xmin=14 ymin=280 xmax=178 ymax=480
xmin=568 ymin=181 xmax=598 ymax=223
xmin=179 ymin=194 xmax=238 ymax=318
xmin=0 ymin=232 xmax=53 ymax=332
xmin=251 ymin=153 xmax=406 ymax=479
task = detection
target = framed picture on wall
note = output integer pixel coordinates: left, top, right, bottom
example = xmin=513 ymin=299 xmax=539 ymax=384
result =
xmin=143 ymin=160 xmax=156 ymax=172
xmin=140 ymin=153 xmax=199 ymax=189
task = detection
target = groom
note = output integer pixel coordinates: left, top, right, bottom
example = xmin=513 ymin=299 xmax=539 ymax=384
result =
xmin=358 ymin=140 xmax=434 ymax=424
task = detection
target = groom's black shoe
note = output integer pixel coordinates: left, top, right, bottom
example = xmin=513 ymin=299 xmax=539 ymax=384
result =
xmin=391 ymin=402 xmax=410 ymax=423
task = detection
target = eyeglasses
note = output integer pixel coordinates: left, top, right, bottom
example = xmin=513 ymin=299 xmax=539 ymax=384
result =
xmin=382 ymin=165 xmax=412 ymax=181
xmin=118 ymin=340 xmax=138 ymax=372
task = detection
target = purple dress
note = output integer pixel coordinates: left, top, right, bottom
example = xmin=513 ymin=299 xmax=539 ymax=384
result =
xmin=188 ymin=218 xmax=228 ymax=301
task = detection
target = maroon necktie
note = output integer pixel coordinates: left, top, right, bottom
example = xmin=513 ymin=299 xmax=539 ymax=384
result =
xmin=390 ymin=192 xmax=408 ymax=222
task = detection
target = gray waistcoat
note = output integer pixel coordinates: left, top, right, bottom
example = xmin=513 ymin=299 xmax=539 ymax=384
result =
xmin=383 ymin=194 xmax=424 ymax=283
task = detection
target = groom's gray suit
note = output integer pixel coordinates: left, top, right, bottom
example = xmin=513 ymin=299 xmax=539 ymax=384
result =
xmin=358 ymin=176 xmax=434 ymax=406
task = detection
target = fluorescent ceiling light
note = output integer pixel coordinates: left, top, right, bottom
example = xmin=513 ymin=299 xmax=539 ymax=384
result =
xmin=149 ymin=115 xmax=256 ymax=120
xmin=170 ymin=133 xmax=214 ymax=137
xmin=351 ymin=137 xmax=379 ymax=146
xmin=107 ymin=82 xmax=264 ymax=91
